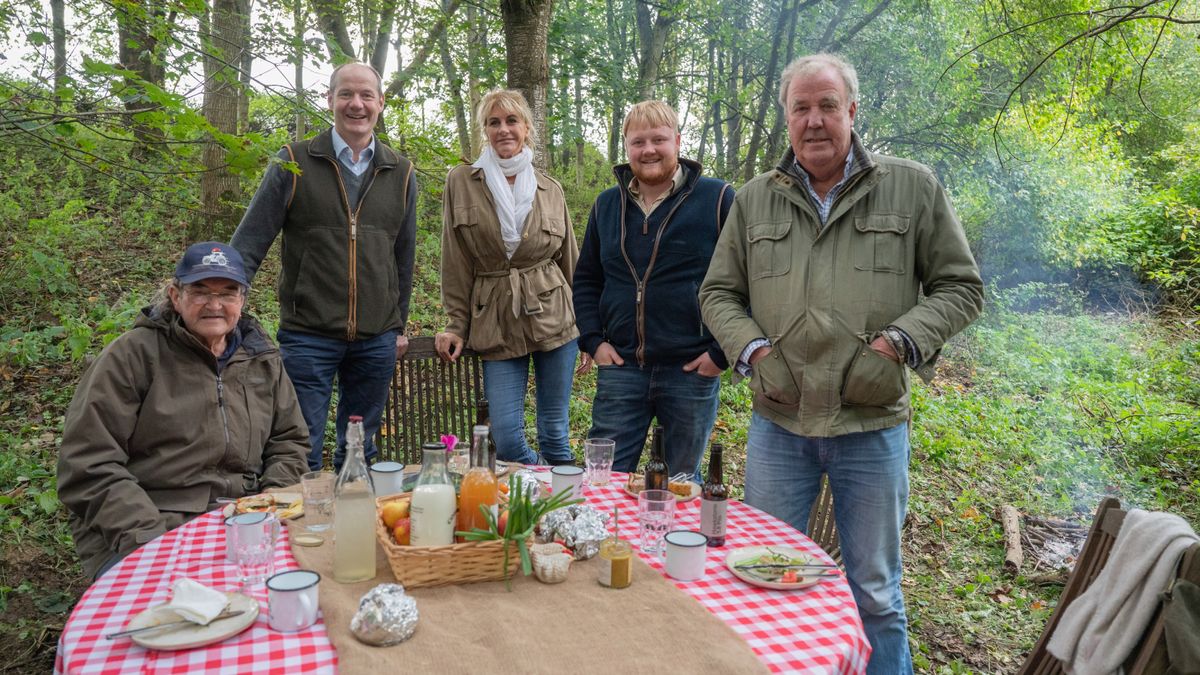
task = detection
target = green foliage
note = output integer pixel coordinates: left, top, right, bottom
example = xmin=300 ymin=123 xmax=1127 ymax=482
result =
xmin=904 ymin=286 xmax=1199 ymax=671
xmin=0 ymin=133 xmax=172 ymax=369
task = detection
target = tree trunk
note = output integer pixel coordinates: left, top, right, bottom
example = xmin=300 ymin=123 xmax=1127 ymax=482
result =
xmin=501 ymin=0 xmax=555 ymax=170
xmin=556 ymin=47 xmax=570 ymax=170
xmin=438 ymin=1 xmax=471 ymax=160
xmin=764 ymin=1 xmax=801 ymax=169
xmin=115 ymin=0 xmax=168 ymax=151
xmin=384 ymin=0 xmax=462 ymax=99
xmin=711 ymin=43 xmax=725 ymax=176
xmin=466 ymin=1 xmax=483 ymax=157
xmin=697 ymin=36 xmax=717 ymax=169
xmin=369 ymin=2 xmax=398 ymax=80
xmin=237 ymin=0 xmax=253 ymax=133
xmin=311 ymin=0 xmax=356 ymax=62
xmin=573 ymin=69 xmax=583 ymax=188
xmin=196 ymin=0 xmax=246 ymax=241
xmin=293 ymin=0 xmax=306 ymax=140
xmin=633 ymin=0 xmax=674 ymax=100
xmin=742 ymin=0 xmax=791 ymax=182
xmin=723 ymin=5 xmax=746 ymax=178
xmin=51 ymin=0 xmax=67 ymax=106
xmin=604 ymin=0 xmax=626 ymax=164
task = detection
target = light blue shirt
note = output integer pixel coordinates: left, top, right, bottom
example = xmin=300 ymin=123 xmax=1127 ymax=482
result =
xmin=795 ymin=147 xmax=857 ymax=226
xmin=330 ymin=128 xmax=375 ymax=176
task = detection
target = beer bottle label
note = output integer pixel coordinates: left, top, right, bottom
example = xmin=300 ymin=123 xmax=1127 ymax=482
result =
xmin=701 ymin=498 xmax=727 ymax=538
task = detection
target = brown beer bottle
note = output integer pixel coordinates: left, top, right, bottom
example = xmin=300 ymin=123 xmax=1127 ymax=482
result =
xmin=644 ymin=425 xmax=669 ymax=491
xmin=700 ymin=443 xmax=729 ymax=547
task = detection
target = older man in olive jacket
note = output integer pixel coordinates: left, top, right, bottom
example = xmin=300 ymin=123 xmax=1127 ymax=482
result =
xmin=700 ymin=54 xmax=983 ymax=674
xmin=58 ymin=242 xmax=309 ymax=580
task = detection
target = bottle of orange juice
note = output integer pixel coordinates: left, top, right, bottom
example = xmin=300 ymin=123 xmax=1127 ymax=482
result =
xmin=457 ymin=425 xmax=499 ymax=540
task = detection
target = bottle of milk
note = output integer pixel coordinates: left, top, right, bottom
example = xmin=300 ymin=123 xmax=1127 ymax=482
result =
xmin=409 ymin=442 xmax=457 ymax=546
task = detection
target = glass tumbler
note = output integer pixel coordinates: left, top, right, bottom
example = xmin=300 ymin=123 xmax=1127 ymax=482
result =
xmin=584 ymin=438 xmax=615 ymax=486
xmin=637 ymin=489 xmax=676 ymax=558
xmin=229 ymin=511 xmax=279 ymax=587
xmin=301 ymin=471 xmax=335 ymax=533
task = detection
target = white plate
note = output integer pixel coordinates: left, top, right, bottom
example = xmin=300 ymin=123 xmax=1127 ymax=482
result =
xmin=725 ymin=546 xmax=826 ymax=590
xmin=622 ymin=479 xmax=701 ymax=502
xmin=221 ymin=493 xmax=303 ymax=520
xmin=127 ymin=592 xmax=259 ymax=650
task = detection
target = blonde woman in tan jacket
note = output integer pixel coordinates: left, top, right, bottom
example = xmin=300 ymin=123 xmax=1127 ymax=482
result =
xmin=435 ymin=90 xmax=580 ymax=466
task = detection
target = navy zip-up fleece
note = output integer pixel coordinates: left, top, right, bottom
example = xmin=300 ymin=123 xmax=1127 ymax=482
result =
xmin=574 ymin=158 xmax=733 ymax=368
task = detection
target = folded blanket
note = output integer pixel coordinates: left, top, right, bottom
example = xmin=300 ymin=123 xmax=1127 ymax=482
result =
xmin=1047 ymin=508 xmax=1199 ymax=674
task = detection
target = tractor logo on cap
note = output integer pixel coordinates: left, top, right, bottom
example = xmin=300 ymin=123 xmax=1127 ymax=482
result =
xmin=202 ymin=248 xmax=230 ymax=268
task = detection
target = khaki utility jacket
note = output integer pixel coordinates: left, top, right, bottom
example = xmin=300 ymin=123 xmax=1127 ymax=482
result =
xmin=57 ymin=308 xmax=308 ymax=578
xmin=700 ymin=138 xmax=984 ymax=437
xmin=441 ymin=163 xmax=580 ymax=360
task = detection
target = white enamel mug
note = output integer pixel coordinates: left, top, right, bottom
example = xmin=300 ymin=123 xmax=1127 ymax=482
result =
xmin=266 ymin=569 xmax=321 ymax=632
xmin=369 ymin=461 xmax=406 ymax=497
xmin=550 ymin=465 xmax=585 ymax=498
xmin=663 ymin=530 xmax=708 ymax=581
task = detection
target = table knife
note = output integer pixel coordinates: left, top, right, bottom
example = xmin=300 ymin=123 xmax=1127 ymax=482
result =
xmin=105 ymin=610 xmax=245 ymax=640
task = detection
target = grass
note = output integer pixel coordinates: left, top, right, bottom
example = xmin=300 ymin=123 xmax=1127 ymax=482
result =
xmin=1 ymin=145 xmax=1198 ymax=673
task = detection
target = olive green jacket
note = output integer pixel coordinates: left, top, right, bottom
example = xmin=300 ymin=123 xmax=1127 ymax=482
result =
xmin=57 ymin=308 xmax=308 ymax=578
xmin=441 ymin=163 xmax=580 ymax=360
xmin=700 ymin=137 xmax=984 ymax=437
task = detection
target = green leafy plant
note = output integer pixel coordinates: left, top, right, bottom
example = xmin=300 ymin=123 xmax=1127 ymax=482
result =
xmin=457 ymin=475 xmax=582 ymax=582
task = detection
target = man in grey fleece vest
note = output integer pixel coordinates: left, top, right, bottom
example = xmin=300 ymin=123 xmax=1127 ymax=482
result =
xmin=232 ymin=62 xmax=416 ymax=472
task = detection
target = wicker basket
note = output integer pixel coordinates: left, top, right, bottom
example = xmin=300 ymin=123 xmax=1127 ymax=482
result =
xmin=375 ymin=492 xmax=522 ymax=588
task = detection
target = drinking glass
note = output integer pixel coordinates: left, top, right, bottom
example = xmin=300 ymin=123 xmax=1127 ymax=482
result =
xmin=301 ymin=471 xmax=335 ymax=533
xmin=584 ymin=438 xmax=615 ymax=486
xmin=637 ymin=489 xmax=676 ymax=558
xmin=229 ymin=511 xmax=279 ymax=587
xmin=449 ymin=443 xmax=469 ymax=477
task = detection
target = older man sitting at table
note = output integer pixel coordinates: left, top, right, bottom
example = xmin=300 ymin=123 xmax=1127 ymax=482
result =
xmin=57 ymin=241 xmax=309 ymax=580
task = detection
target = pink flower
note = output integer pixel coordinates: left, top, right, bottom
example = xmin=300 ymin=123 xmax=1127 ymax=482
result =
xmin=440 ymin=434 xmax=458 ymax=453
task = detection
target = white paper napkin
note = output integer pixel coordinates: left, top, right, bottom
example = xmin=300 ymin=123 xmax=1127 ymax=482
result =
xmin=161 ymin=578 xmax=228 ymax=625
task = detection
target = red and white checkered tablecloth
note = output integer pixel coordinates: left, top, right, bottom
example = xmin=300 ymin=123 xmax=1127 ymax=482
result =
xmin=57 ymin=471 xmax=869 ymax=674
xmin=582 ymin=472 xmax=870 ymax=674
xmin=54 ymin=513 xmax=338 ymax=675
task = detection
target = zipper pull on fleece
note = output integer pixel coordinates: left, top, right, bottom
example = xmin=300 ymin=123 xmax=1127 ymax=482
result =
xmin=350 ymin=214 xmax=358 ymax=240
xmin=636 ymin=282 xmax=644 ymax=305
xmin=642 ymin=215 xmax=649 ymax=235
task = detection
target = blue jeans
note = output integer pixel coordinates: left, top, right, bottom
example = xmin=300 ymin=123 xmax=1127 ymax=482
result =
xmin=744 ymin=413 xmax=912 ymax=675
xmin=482 ymin=341 xmax=578 ymax=465
xmin=277 ymin=328 xmax=398 ymax=472
xmin=589 ymin=362 xmax=720 ymax=478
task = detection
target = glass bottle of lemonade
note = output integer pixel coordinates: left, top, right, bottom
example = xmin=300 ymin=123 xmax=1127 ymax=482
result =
xmin=333 ymin=416 xmax=377 ymax=582
xmin=457 ymin=425 xmax=499 ymax=540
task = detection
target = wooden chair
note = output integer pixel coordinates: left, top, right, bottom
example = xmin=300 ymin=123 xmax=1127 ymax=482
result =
xmin=807 ymin=474 xmax=841 ymax=564
xmin=1018 ymin=498 xmax=1200 ymax=675
xmin=376 ymin=336 xmax=483 ymax=465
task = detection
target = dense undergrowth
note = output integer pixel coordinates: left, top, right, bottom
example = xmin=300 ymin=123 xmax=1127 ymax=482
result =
xmin=1 ymin=135 xmax=1198 ymax=674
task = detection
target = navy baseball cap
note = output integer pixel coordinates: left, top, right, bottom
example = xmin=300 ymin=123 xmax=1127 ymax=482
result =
xmin=175 ymin=242 xmax=249 ymax=287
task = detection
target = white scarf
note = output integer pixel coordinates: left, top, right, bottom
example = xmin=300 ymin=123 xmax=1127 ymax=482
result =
xmin=472 ymin=145 xmax=536 ymax=260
